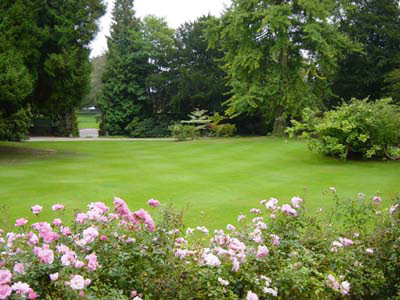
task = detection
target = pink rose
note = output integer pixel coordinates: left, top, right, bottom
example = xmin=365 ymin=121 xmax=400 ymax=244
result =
xmin=0 ymin=269 xmax=12 ymax=285
xmin=0 ymin=284 xmax=12 ymax=299
xmin=52 ymin=204 xmax=64 ymax=211
xmin=246 ymin=291 xmax=259 ymax=300
xmin=52 ymin=219 xmax=62 ymax=226
xmin=50 ymin=273 xmax=59 ymax=281
xmin=31 ymin=205 xmax=43 ymax=215
xmin=70 ymin=275 xmax=85 ymax=290
xmin=256 ymin=245 xmax=269 ymax=258
xmin=15 ymin=218 xmax=28 ymax=227
xmin=147 ymin=199 xmax=160 ymax=207
xmin=13 ymin=263 xmax=25 ymax=275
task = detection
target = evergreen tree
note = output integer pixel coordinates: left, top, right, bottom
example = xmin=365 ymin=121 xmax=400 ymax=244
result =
xmin=170 ymin=16 xmax=229 ymax=118
xmin=208 ymin=0 xmax=357 ymax=134
xmin=32 ymin=0 xmax=105 ymax=136
xmin=0 ymin=0 xmax=105 ymax=139
xmin=332 ymin=0 xmax=400 ymax=103
xmin=99 ymin=0 xmax=152 ymax=135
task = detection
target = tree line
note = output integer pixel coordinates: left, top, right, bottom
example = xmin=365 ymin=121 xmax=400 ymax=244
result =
xmin=97 ymin=0 xmax=400 ymax=137
xmin=1 ymin=0 xmax=399 ymax=140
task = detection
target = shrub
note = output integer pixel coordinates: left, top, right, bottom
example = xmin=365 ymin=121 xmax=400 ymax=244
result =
xmin=0 ymin=107 xmax=32 ymax=141
xmin=169 ymin=124 xmax=199 ymax=141
xmin=125 ymin=117 xmax=170 ymax=138
xmin=0 ymin=191 xmax=400 ymax=299
xmin=288 ymin=98 xmax=400 ymax=160
xmin=210 ymin=123 xmax=237 ymax=137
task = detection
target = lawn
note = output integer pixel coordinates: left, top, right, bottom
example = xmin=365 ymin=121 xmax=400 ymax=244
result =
xmin=77 ymin=113 xmax=99 ymax=129
xmin=0 ymin=137 xmax=399 ymax=230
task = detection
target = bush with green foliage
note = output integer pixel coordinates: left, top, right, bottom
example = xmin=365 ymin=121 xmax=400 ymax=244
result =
xmin=288 ymin=98 xmax=400 ymax=160
xmin=210 ymin=124 xmax=237 ymax=137
xmin=1 ymin=191 xmax=400 ymax=299
xmin=169 ymin=124 xmax=199 ymax=141
xmin=125 ymin=117 xmax=170 ymax=138
xmin=0 ymin=107 xmax=32 ymax=141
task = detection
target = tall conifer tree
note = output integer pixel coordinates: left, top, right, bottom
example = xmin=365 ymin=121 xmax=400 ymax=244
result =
xmin=99 ymin=0 xmax=152 ymax=135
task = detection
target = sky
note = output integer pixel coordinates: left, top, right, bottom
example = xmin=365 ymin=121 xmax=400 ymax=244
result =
xmin=90 ymin=0 xmax=232 ymax=58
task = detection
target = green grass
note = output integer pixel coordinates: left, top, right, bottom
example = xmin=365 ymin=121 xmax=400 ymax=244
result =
xmin=77 ymin=113 xmax=99 ymax=129
xmin=0 ymin=137 xmax=399 ymax=229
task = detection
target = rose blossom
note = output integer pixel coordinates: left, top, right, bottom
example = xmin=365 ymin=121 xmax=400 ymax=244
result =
xmin=86 ymin=253 xmax=98 ymax=271
xmin=226 ymin=224 xmax=235 ymax=231
xmin=218 ymin=277 xmax=229 ymax=286
xmin=147 ymin=199 xmax=160 ymax=207
xmin=246 ymin=291 xmax=259 ymax=300
xmin=0 ymin=284 xmax=12 ymax=299
xmin=11 ymin=281 xmax=31 ymax=295
xmin=204 ymin=253 xmax=221 ymax=267
xmin=52 ymin=204 xmax=64 ymax=211
xmin=50 ymin=273 xmax=59 ymax=281
xmin=15 ymin=218 xmax=28 ymax=227
xmin=281 ymin=204 xmax=297 ymax=217
xmin=13 ymin=263 xmax=25 ymax=274
xmin=256 ymin=245 xmax=269 ymax=258
xmin=291 ymin=196 xmax=303 ymax=208
xmin=373 ymin=196 xmax=382 ymax=205
xmin=0 ymin=269 xmax=12 ymax=285
xmin=31 ymin=205 xmax=43 ymax=215
xmin=340 ymin=281 xmax=350 ymax=296
xmin=52 ymin=219 xmax=62 ymax=226
xmin=70 ymin=275 xmax=85 ymax=290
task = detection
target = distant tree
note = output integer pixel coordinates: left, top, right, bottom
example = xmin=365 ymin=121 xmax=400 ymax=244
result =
xmin=141 ymin=15 xmax=176 ymax=115
xmin=331 ymin=0 xmax=400 ymax=103
xmin=384 ymin=68 xmax=400 ymax=104
xmin=171 ymin=16 xmax=229 ymax=118
xmin=98 ymin=0 xmax=153 ymax=135
xmin=208 ymin=0 xmax=357 ymax=134
xmin=84 ymin=54 xmax=107 ymax=107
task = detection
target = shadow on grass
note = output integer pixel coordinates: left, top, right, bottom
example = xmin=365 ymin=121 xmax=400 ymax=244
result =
xmin=0 ymin=145 xmax=80 ymax=165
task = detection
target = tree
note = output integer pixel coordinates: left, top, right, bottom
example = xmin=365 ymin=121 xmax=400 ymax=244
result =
xmin=99 ymin=0 xmax=153 ymax=135
xmin=208 ymin=0 xmax=357 ymax=134
xmin=0 ymin=0 xmax=41 ymax=140
xmin=141 ymin=15 xmax=176 ymax=116
xmin=384 ymin=68 xmax=400 ymax=104
xmin=84 ymin=53 xmax=107 ymax=107
xmin=0 ymin=0 xmax=105 ymax=140
xmin=332 ymin=0 xmax=400 ymax=103
xmin=171 ymin=16 xmax=229 ymax=118
xmin=31 ymin=0 xmax=105 ymax=136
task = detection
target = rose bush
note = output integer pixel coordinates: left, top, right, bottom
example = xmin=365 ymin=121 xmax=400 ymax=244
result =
xmin=0 ymin=191 xmax=399 ymax=299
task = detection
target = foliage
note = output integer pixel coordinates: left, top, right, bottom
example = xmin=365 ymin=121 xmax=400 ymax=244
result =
xmin=0 ymin=106 xmax=32 ymax=141
xmin=0 ymin=0 xmax=105 ymax=140
xmin=98 ymin=0 xmax=154 ymax=136
xmin=1 ymin=191 xmax=400 ymax=299
xmin=332 ymin=0 xmax=400 ymax=104
xmin=207 ymin=0 xmax=358 ymax=134
xmin=181 ymin=108 xmax=212 ymax=130
xmin=83 ymin=54 xmax=107 ymax=107
xmin=210 ymin=123 xmax=237 ymax=137
xmin=169 ymin=124 xmax=199 ymax=141
xmin=288 ymin=98 xmax=400 ymax=160
xmin=384 ymin=68 xmax=400 ymax=104
xmin=169 ymin=16 xmax=229 ymax=117
xmin=125 ymin=117 xmax=170 ymax=138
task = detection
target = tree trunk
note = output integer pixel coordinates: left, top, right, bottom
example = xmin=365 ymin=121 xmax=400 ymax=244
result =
xmin=272 ymin=105 xmax=286 ymax=136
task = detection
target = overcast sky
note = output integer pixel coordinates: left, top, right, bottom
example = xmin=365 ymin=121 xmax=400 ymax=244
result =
xmin=90 ymin=0 xmax=232 ymax=57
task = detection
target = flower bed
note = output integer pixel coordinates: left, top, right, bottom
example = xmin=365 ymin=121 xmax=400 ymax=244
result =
xmin=0 ymin=191 xmax=399 ymax=299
